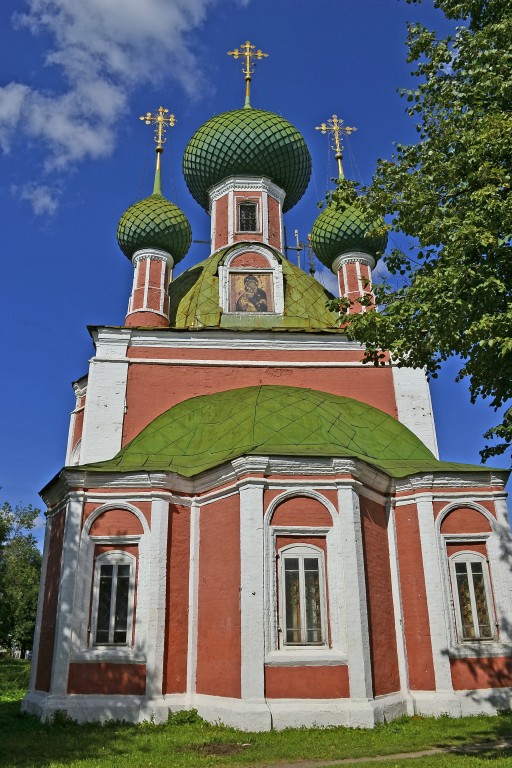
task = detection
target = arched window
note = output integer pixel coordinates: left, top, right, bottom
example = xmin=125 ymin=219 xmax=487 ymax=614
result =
xmin=278 ymin=544 xmax=327 ymax=647
xmin=90 ymin=551 xmax=136 ymax=646
xmin=450 ymin=552 xmax=495 ymax=642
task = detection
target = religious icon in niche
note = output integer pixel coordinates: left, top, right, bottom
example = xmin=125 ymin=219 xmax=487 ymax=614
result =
xmin=230 ymin=272 xmax=274 ymax=313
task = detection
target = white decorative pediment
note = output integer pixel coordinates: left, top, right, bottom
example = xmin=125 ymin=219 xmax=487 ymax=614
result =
xmin=219 ymin=244 xmax=284 ymax=315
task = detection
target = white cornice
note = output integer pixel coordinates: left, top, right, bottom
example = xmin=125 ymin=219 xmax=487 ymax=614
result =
xmin=132 ymin=248 xmax=173 ymax=268
xmin=332 ymin=252 xmax=376 ymax=274
xmin=208 ymin=176 xmax=286 ymax=206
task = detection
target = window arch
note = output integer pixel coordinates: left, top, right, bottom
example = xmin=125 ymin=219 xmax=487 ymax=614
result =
xmin=449 ymin=551 xmax=495 ymax=642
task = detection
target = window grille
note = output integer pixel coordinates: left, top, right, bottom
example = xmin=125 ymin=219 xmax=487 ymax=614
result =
xmin=239 ymin=202 xmax=258 ymax=232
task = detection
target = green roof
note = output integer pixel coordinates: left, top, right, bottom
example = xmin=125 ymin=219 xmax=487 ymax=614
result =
xmin=311 ymin=202 xmax=388 ymax=269
xmin=82 ymin=385 xmax=488 ymax=479
xmin=183 ymin=109 xmax=311 ymax=212
xmin=117 ymin=193 xmax=192 ymax=263
xmin=168 ymin=246 xmax=340 ymax=331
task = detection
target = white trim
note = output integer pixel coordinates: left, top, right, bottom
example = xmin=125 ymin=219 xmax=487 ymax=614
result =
xmin=449 ymin=551 xmax=495 ymax=642
xmin=333 ymin=252 xmax=376 ymax=274
xmin=227 ymin=188 xmax=234 ymax=244
xmin=278 ymin=543 xmax=328 ymax=647
xmin=186 ymin=502 xmax=200 ymax=702
xmin=239 ymin=483 xmax=266 ymax=702
xmin=235 ymin=197 xmax=261 ymax=235
xmin=125 ymin=328 xmax=358 ymax=350
xmin=208 ymin=176 xmax=286 ymax=206
xmin=124 ymin=358 xmax=377 ymax=368
xmin=28 ymin=513 xmax=52 ymax=692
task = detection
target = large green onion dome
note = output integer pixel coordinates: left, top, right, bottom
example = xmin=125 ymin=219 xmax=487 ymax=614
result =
xmin=311 ymin=201 xmax=388 ymax=270
xmin=182 ymin=108 xmax=312 ymax=212
xmin=117 ymin=192 xmax=192 ymax=264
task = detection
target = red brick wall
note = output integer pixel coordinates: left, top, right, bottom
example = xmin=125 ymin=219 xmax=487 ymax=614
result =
xmin=271 ymin=495 xmax=333 ymax=527
xmin=395 ymin=503 xmax=436 ymax=690
xmin=196 ymin=495 xmax=241 ymax=697
xmin=67 ymin=663 xmax=146 ymax=695
xmin=265 ymin=665 xmax=349 ymax=698
xmin=450 ymin=657 xmax=512 ymax=690
xmin=440 ymin=508 xmax=492 ymax=534
xmin=163 ymin=504 xmax=190 ymax=694
xmin=35 ymin=508 xmax=66 ymax=692
xmin=360 ymin=497 xmax=400 ymax=695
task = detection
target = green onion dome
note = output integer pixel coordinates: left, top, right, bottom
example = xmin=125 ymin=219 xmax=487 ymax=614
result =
xmin=182 ymin=108 xmax=312 ymax=212
xmin=311 ymin=201 xmax=388 ymax=270
xmin=117 ymin=192 xmax=192 ymax=264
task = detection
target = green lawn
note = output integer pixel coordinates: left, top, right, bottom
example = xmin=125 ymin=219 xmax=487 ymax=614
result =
xmin=2 ymin=659 xmax=512 ymax=768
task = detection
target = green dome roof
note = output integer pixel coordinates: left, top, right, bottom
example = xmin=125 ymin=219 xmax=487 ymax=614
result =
xmin=82 ymin=385 xmax=482 ymax=479
xmin=168 ymin=245 xmax=340 ymax=332
xmin=311 ymin=202 xmax=388 ymax=269
xmin=183 ymin=108 xmax=312 ymax=212
xmin=117 ymin=192 xmax=192 ymax=263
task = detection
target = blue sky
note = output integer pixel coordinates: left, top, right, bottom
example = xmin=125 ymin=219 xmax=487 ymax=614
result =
xmin=0 ymin=0 xmax=509 ymax=537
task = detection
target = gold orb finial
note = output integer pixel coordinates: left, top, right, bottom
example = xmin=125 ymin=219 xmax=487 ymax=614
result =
xmin=315 ymin=114 xmax=357 ymax=179
xmin=228 ymin=40 xmax=268 ymax=107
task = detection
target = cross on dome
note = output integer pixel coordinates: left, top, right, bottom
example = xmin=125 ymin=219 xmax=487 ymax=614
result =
xmin=315 ymin=114 xmax=357 ymax=178
xmin=227 ymin=40 xmax=268 ymax=107
xmin=139 ymin=106 xmax=176 ymax=194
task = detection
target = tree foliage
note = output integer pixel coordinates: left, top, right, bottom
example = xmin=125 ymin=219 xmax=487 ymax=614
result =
xmin=0 ymin=497 xmax=42 ymax=653
xmin=328 ymin=0 xmax=512 ymax=462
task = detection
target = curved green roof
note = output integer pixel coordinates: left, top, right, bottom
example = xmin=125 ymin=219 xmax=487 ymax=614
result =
xmin=83 ymin=385 xmax=484 ymax=479
xmin=183 ymin=109 xmax=311 ymax=212
xmin=311 ymin=202 xmax=388 ymax=269
xmin=168 ymin=246 xmax=340 ymax=331
xmin=117 ymin=193 xmax=192 ymax=263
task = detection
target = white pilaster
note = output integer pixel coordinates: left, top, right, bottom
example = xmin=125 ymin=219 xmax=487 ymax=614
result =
xmin=337 ymin=484 xmax=373 ymax=700
xmin=186 ymin=502 xmax=200 ymax=701
xmin=239 ymin=483 xmax=265 ymax=701
xmin=145 ymin=497 xmax=169 ymax=699
xmin=80 ymin=329 xmax=131 ymax=464
xmin=387 ymin=503 xmax=412 ymax=704
xmin=416 ymin=494 xmax=453 ymax=690
xmin=50 ymin=493 xmax=84 ymax=695
xmin=488 ymin=494 xmax=512 ymax=645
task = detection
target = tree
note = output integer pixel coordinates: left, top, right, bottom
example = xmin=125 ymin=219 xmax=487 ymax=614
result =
xmin=0 ymin=498 xmax=42 ymax=654
xmin=328 ymin=0 xmax=512 ymax=462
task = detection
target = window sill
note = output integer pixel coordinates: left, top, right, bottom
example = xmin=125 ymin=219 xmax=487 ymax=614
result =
xmin=448 ymin=642 xmax=512 ymax=659
xmin=71 ymin=648 xmax=146 ymax=664
xmin=265 ymin=649 xmax=347 ymax=667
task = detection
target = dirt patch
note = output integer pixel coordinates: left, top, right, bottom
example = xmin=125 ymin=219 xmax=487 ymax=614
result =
xmin=186 ymin=741 xmax=251 ymax=757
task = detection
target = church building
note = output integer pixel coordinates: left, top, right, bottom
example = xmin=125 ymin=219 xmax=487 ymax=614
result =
xmin=23 ymin=43 xmax=512 ymax=730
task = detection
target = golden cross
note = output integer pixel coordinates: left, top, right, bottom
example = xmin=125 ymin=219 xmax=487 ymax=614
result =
xmin=315 ymin=114 xmax=357 ymax=178
xmin=140 ymin=106 xmax=176 ymax=154
xmin=228 ymin=40 xmax=268 ymax=107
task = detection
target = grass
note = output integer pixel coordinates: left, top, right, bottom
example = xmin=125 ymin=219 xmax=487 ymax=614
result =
xmin=2 ymin=659 xmax=512 ymax=767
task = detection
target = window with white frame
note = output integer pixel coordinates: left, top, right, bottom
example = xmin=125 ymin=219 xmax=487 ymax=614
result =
xmin=450 ymin=552 xmax=494 ymax=641
xmin=279 ymin=544 xmax=327 ymax=646
xmin=91 ymin=552 xmax=135 ymax=646
xmin=238 ymin=201 xmax=258 ymax=232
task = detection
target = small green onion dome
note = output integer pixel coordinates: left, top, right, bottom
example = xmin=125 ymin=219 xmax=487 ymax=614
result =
xmin=183 ymin=108 xmax=311 ymax=212
xmin=311 ymin=201 xmax=388 ymax=270
xmin=117 ymin=192 xmax=192 ymax=264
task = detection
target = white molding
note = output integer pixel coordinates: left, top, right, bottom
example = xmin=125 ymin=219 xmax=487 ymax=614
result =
xmin=186 ymin=502 xmax=200 ymax=702
xmin=131 ymin=248 xmax=173 ymax=268
xmin=126 ymin=329 xmax=357 ymax=350
xmin=415 ymin=495 xmax=453 ymax=690
xmin=333 ymin=251 xmax=376 ymax=274
xmin=208 ymin=176 xmax=286 ymax=206
xmin=89 ymin=550 xmax=136 ymax=647
xmin=28 ymin=513 xmax=52 ymax=692
xmin=265 ymin=649 xmax=347 ymax=666
xmin=392 ymin=367 xmax=439 ymax=457
xmin=336 ymin=485 xmax=373 ymax=699
xmin=239 ymin=483 xmax=266 ymax=702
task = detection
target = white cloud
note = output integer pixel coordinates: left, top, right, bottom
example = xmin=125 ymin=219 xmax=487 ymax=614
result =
xmin=12 ymin=182 xmax=60 ymax=215
xmin=1 ymin=0 xmax=245 ymax=212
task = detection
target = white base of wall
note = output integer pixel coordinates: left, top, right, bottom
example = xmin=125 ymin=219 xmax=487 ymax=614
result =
xmin=22 ymin=688 xmax=512 ymax=730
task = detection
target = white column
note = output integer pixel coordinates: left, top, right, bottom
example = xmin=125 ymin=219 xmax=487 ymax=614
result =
xmin=50 ymin=493 xmax=84 ymax=695
xmin=186 ymin=502 xmax=200 ymax=700
xmin=416 ymin=494 xmax=453 ymax=690
xmin=337 ymin=484 xmax=373 ymax=700
xmin=240 ymin=483 xmax=265 ymax=701
xmin=80 ymin=329 xmax=131 ymax=464
xmin=145 ymin=497 xmax=169 ymax=700
xmin=487 ymin=493 xmax=512 ymax=645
